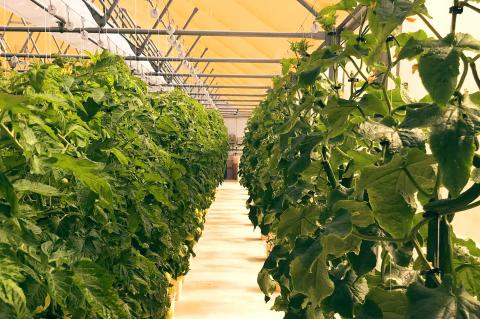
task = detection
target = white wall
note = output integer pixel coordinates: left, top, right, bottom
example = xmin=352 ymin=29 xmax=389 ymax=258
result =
xmin=400 ymin=1 xmax=480 ymax=243
xmin=223 ymin=116 xmax=249 ymax=138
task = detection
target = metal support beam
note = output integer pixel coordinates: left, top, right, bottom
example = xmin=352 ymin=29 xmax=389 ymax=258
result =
xmin=0 ymin=26 xmax=325 ymax=39
xmin=157 ymin=84 xmax=270 ymax=89
xmin=296 ymin=0 xmax=318 ymax=16
xmin=190 ymin=93 xmax=266 ymax=97
xmin=2 ymin=53 xmax=281 ymax=63
xmin=146 ymin=72 xmax=275 ymax=78
xmin=136 ymin=0 xmax=174 ymax=55
xmin=195 ymin=99 xmax=262 ymax=102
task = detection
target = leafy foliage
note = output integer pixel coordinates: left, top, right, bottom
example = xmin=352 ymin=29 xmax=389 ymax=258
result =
xmin=0 ymin=51 xmax=228 ymax=318
xmin=240 ymin=0 xmax=480 ymax=318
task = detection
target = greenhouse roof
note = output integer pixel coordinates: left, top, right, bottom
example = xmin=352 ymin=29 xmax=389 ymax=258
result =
xmin=0 ymin=0 xmax=348 ymax=116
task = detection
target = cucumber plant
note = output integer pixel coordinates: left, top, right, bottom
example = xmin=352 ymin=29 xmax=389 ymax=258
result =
xmin=0 ymin=51 xmax=228 ymax=318
xmin=240 ymin=1 xmax=480 ymax=318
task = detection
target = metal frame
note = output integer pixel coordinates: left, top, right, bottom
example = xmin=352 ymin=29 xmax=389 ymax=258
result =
xmin=2 ymin=53 xmax=281 ymax=64
xmin=156 ymin=84 xmax=270 ymax=89
xmin=296 ymin=0 xmax=318 ymax=16
xmin=146 ymin=72 xmax=276 ymax=79
xmin=0 ymin=26 xmax=325 ymax=39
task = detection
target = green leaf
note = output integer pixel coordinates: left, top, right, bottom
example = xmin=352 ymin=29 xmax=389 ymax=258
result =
xmin=323 ymin=269 xmax=368 ymax=318
xmin=277 ymin=206 xmax=319 ymax=240
xmin=359 ymin=149 xmax=435 ymax=238
xmin=92 ymin=87 xmax=105 ymax=103
xmin=0 ymin=93 xmax=30 ymax=113
xmin=348 ymin=240 xmax=377 ymax=277
xmin=0 ymin=279 xmax=30 ymax=319
xmin=257 ymin=269 xmax=276 ymax=297
xmin=299 ymin=66 xmax=321 ymax=86
xmin=453 ymin=237 xmax=480 ymax=297
xmin=13 ymin=179 xmax=61 ymax=196
xmin=346 ymin=150 xmax=379 ymax=171
xmin=109 ymin=147 xmax=129 ymax=165
xmin=324 ymin=98 xmax=357 ymax=138
xmin=406 ymin=276 xmax=480 ymax=319
xmin=359 ymin=94 xmax=389 ymax=116
xmin=418 ymin=49 xmax=460 ymax=105
xmin=430 ymin=118 xmax=475 ymax=196
xmin=363 ymin=287 xmax=408 ymax=319
xmin=449 ymin=33 xmax=480 ymax=52
xmin=290 ymin=240 xmax=334 ymax=307
xmin=368 ymin=0 xmax=424 ymax=62
xmin=47 ymin=269 xmax=73 ymax=308
xmin=50 ymin=154 xmax=113 ymax=209
xmin=399 ymin=103 xmax=443 ymax=128
xmin=73 ymin=260 xmax=130 ymax=319
xmin=333 ymin=200 xmax=375 ymax=227
xmin=324 ymin=208 xmax=352 ymax=238
xmin=0 ymin=173 xmax=18 ymax=216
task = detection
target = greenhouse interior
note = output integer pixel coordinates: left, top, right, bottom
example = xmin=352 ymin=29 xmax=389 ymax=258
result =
xmin=1 ymin=0 xmax=480 ymax=318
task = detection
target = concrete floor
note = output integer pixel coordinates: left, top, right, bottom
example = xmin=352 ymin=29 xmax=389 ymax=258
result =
xmin=174 ymin=181 xmax=282 ymax=319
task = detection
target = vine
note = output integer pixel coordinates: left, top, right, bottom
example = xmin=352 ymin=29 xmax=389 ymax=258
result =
xmin=240 ymin=0 xmax=480 ymax=318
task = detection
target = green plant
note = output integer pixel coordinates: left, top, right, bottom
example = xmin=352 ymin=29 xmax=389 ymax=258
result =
xmin=0 ymin=51 xmax=228 ymax=318
xmin=240 ymin=1 xmax=480 ymax=318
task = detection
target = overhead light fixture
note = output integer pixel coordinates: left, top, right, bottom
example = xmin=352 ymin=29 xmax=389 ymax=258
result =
xmin=47 ymin=4 xmax=57 ymax=15
xmin=311 ymin=21 xmax=320 ymax=33
xmin=80 ymin=30 xmax=89 ymax=40
xmin=150 ymin=7 xmax=159 ymax=18
xmin=65 ymin=21 xmax=75 ymax=31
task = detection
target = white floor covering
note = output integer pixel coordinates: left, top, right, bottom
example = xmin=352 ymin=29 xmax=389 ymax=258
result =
xmin=173 ymin=180 xmax=282 ymax=319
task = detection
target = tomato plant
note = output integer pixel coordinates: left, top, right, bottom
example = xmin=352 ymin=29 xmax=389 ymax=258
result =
xmin=0 ymin=51 xmax=228 ymax=318
xmin=240 ymin=1 xmax=480 ymax=318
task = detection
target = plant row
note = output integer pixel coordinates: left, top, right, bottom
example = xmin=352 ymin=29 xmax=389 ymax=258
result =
xmin=0 ymin=51 xmax=228 ymax=318
xmin=240 ymin=0 xmax=480 ymax=318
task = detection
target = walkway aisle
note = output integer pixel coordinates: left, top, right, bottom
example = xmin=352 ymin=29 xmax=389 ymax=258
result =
xmin=174 ymin=181 xmax=282 ymax=319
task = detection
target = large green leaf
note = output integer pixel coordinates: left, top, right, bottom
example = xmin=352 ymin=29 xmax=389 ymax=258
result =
xmin=277 ymin=206 xmax=319 ymax=240
xmin=73 ymin=260 xmax=130 ymax=319
xmin=0 ymin=279 xmax=30 ymax=319
xmin=50 ymin=154 xmax=113 ymax=209
xmin=359 ymin=149 xmax=435 ymax=238
xmin=257 ymin=269 xmax=276 ymax=297
xmin=418 ymin=49 xmax=460 ymax=105
xmin=13 ymin=179 xmax=61 ymax=197
xmin=362 ymin=287 xmax=408 ymax=319
xmin=430 ymin=118 xmax=475 ymax=196
xmin=323 ymin=269 xmax=368 ymax=317
xmin=406 ymin=277 xmax=480 ymax=319
xmin=290 ymin=240 xmax=334 ymax=307
xmin=333 ymin=200 xmax=375 ymax=227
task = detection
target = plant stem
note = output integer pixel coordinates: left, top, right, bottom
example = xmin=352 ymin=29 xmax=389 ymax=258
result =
xmin=470 ymin=61 xmax=480 ymax=91
xmin=452 ymin=0 xmax=460 ymax=35
xmin=463 ymin=2 xmax=480 ymax=14
xmin=321 ymin=146 xmax=337 ymax=188
xmin=456 ymin=54 xmax=469 ymax=92
xmin=0 ymin=122 xmax=24 ymax=151
xmin=0 ymin=109 xmax=6 ymax=122
xmin=352 ymin=229 xmax=408 ymax=242
xmin=417 ymin=13 xmax=443 ymax=40
xmin=347 ymin=56 xmax=369 ymax=82
xmin=382 ymin=87 xmax=393 ymax=114
xmin=403 ymin=167 xmax=433 ymax=198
